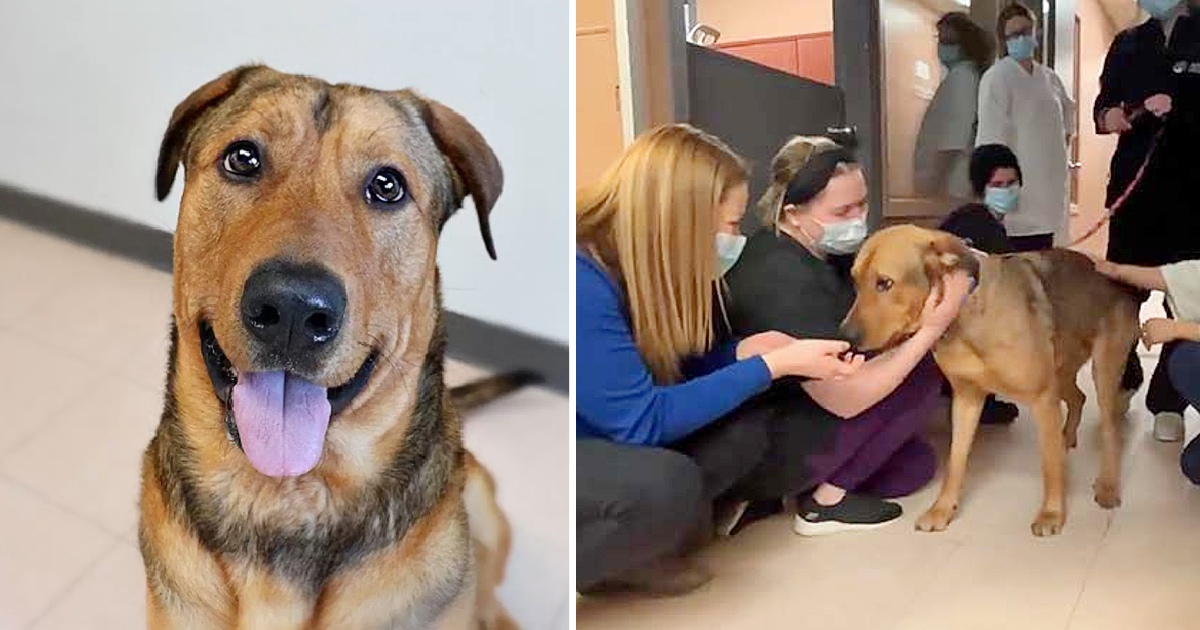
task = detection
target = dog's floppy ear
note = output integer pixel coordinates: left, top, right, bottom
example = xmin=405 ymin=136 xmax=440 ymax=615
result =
xmin=922 ymin=229 xmax=979 ymax=283
xmin=155 ymin=65 xmax=261 ymax=201
xmin=415 ymin=96 xmax=504 ymax=260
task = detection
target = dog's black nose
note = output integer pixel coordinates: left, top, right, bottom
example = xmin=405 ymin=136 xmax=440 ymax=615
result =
xmin=240 ymin=261 xmax=347 ymax=358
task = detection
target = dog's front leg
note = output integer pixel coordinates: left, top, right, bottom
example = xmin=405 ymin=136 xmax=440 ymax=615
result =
xmin=232 ymin=565 xmax=315 ymax=630
xmin=916 ymin=384 xmax=986 ymax=532
xmin=1029 ymin=393 xmax=1067 ymax=536
xmin=463 ymin=453 xmax=519 ymax=630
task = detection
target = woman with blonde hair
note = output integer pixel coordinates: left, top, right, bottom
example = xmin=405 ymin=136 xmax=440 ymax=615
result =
xmin=576 ymin=125 xmax=863 ymax=596
xmin=724 ymin=136 xmax=972 ymax=536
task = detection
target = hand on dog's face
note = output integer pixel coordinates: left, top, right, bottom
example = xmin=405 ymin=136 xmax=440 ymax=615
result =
xmin=155 ymin=66 xmax=503 ymax=477
xmin=842 ymin=225 xmax=976 ymax=351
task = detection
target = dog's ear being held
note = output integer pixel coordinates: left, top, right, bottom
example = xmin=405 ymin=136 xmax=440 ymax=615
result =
xmin=155 ymin=66 xmax=261 ymax=202
xmin=924 ymin=230 xmax=979 ymax=282
xmin=416 ymin=96 xmax=504 ymax=260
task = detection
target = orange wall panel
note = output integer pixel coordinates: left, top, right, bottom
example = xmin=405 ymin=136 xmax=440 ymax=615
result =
xmin=718 ymin=39 xmax=800 ymax=75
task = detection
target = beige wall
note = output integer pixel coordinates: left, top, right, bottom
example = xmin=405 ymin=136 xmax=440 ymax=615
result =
xmin=576 ymin=0 xmax=625 ymax=189
xmin=1070 ymin=0 xmax=1118 ymax=257
xmin=695 ymin=0 xmax=833 ymax=42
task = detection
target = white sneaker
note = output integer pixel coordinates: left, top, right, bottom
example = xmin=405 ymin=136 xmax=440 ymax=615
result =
xmin=1153 ymin=412 xmax=1185 ymax=443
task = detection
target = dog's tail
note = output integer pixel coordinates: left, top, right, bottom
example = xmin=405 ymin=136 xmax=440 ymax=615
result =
xmin=450 ymin=370 xmax=541 ymax=413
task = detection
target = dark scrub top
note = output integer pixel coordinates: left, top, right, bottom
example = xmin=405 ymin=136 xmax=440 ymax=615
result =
xmin=722 ymin=229 xmax=855 ymax=500
xmin=939 ymin=203 xmax=1014 ymax=254
xmin=1095 ymin=15 xmax=1200 ymax=265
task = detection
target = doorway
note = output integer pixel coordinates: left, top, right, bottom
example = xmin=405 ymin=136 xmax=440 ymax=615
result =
xmin=632 ymin=0 xmax=885 ymax=227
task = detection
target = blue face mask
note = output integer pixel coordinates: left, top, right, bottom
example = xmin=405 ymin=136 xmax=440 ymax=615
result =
xmin=1006 ymin=34 xmax=1037 ymax=61
xmin=937 ymin=44 xmax=963 ymax=67
xmin=715 ymin=232 xmax=747 ymax=275
xmin=1139 ymin=0 xmax=1182 ymax=19
xmin=815 ymin=217 xmax=868 ymax=255
xmin=984 ymin=185 xmax=1021 ymax=215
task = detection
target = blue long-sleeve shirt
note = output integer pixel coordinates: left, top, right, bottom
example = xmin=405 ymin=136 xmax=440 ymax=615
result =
xmin=575 ymin=252 xmax=773 ymax=446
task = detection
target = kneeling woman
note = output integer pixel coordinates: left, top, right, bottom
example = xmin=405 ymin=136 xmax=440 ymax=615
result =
xmin=1095 ymin=258 xmax=1200 ymax=484
xmin=576 ymin=125 xmax=864 ymax=596
xmin=725 ymin=137 xmax=971 ymax=535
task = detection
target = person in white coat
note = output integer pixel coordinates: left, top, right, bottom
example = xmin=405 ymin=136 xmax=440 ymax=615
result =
xmin=913 ymin=12 xmax=995 ymax=203
xmin=975 ymin=2 xmax=1075 ymax=251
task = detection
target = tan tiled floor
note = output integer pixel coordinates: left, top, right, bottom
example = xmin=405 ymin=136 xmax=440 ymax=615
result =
xmin=0 ymin=217 xmax=568 ymax=629
xmin=579 ymin=296 xmax=1200 ymax=630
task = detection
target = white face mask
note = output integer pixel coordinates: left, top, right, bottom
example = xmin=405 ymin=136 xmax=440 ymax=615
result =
xmin=716 ymin=232 xmax=747 ymax=275
xmin=814 ymin=216 xmax=868 ymax=255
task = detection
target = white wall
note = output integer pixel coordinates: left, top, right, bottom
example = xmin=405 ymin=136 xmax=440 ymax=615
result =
xmin=0 ymin=0 xmax=568 ymax=345
xmin=1056 ymin=0 xmax=1079 ymax=97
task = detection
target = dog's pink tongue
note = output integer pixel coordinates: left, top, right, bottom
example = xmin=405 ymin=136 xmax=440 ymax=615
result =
xmin=231 ymin=371 xmax=331 ymax=478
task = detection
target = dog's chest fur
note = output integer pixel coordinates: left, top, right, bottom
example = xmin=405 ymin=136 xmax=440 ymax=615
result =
xmin=148 ymin=320 xmax=470 ymax=623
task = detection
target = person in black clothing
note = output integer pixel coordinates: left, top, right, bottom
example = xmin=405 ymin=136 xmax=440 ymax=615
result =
xmin=720 ymin=136 xmax=971 ymax=537
xmin=1095 ymin=0 xmax=1200 ymax=441
xmin=940 ymin=144 xmax=1020 ymax=255
xmin=938 ymin=144 xmax=1023 ymax=424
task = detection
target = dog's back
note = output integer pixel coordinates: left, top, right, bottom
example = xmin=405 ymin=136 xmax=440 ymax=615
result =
xmin=1007 ymin=248 xmax=1140 ymax=354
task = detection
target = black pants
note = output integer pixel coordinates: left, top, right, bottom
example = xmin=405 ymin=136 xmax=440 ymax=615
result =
xmin=1120 ymin=300 xmax=1188 ymax=414
xmin=1009 ymin=233 xmax=1054 ymax=252
xmin=576 ymin=414 xmax=770 ymax=589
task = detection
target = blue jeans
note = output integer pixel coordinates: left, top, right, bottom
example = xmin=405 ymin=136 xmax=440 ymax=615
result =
xmin=1169 ymin=342 xmax=1200 ymax=484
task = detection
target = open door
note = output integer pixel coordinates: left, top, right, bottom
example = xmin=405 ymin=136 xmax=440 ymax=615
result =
xmin=623 ymin=0 xmax=881 ymax=228
xmin=686 ymin=45 xmax=846 ymax=232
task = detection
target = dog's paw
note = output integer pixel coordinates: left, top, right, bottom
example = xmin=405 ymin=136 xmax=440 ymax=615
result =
xmin=1063 ymin=430 xmax=1078 ymax=449
xmin=1093 ymin=481 xmax=1122 ymax=509
xmin=915 ymin=505 xmax=955 ymax=532
xmin=1030 ymin=509 xmax=1064 ymax=536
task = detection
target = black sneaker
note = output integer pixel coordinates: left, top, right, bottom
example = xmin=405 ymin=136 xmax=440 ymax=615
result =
xmin=717 ymin=499 xmax=783 ymax=537
xmin=980 ymin=396 xmax=1020 ymax=425
xmin=793 ymin=493 xmax=902 ymax=536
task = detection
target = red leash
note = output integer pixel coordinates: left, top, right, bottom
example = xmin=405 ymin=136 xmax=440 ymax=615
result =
xmin=1070 ymin=106 xmax=1164 ymax=247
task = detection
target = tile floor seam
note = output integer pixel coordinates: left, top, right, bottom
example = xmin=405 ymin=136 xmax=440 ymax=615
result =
xmin=1059 ymin=425 xmax=1146 ymax=630
xmin=12 ymin=329 xmax=145 ymax=373
xmin=0 ymin=375 xmax=109 ymax=460
xmin=1062 ymin=512 xmax=1116 ymax=630
xmin=0 ymin=357 xmax=167 ymax=455
xmin=22 ymin=537 xmax=125 ymax=630
xmin=890 ymin=538 xmax=964 ymax=629
xmin=0 ymin=469 xmax=130 ymax=539
xmin=2 ymin=270 xmax=169 ymax=367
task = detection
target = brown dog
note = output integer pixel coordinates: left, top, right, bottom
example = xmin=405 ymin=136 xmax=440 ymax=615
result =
xmin=842 ymin=225 xmax=1140 ymax=536
xmin=138 ymin=65 xmax=531 ymax=628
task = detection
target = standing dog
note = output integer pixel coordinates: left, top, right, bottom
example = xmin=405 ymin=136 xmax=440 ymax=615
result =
xmin=138 ymin=65 xmax=531 ymax=628
xmin=842 ymin=225 xmax=1140 ymax=536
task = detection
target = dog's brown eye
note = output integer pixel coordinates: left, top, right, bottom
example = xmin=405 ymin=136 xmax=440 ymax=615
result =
xmin=221 ymin=142 xmax=262 ymax=178
xmin=876 ymin=277 xmax=894 ymax=292
xmin=366 ymin=168 xmax=407 ymax=205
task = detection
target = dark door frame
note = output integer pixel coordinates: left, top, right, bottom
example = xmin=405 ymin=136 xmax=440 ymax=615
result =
xmin=653 ymin=0 xmax=886 ymax=229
